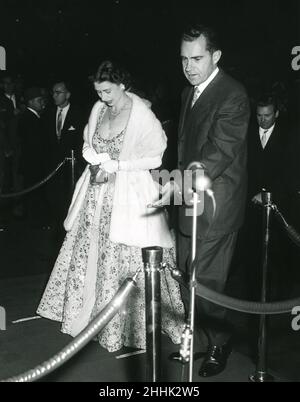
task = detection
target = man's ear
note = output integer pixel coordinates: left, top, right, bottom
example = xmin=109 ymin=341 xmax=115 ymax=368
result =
xmin=213 ymin=50 xmax=222 ymax=65
xmin=275 ymin=110 xmax=279 ymax=119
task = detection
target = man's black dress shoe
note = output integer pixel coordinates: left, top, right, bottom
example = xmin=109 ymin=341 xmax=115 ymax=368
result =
xmin=198 ymin=343 xmax=232 ymax=377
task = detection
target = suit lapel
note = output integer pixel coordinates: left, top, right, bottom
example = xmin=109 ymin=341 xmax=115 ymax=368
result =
xmin=255 ymin=128 xmax=263 ymax=151
xmin=61 ymin=105 xmax=72 ymax=137
xmin=178 ymin=87 xmax=193 ymax=139
xmin=178 ymin=70 xmax=226 ymax=165
xmin=51 ymin=108 xmax=58 ymax=142
xmin=180 ymin=70 xmax=224 ymax=133
xmin=190 ymin=70 xmax=223 ymax=112
xmin=263 ymin=125 xmax=279 ymax=152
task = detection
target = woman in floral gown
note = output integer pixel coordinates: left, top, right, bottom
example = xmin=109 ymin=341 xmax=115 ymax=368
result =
xmin=37 ymin=61 xmax=184 ymax=352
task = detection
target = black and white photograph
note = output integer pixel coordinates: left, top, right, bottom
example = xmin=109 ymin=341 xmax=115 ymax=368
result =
xmin=0 ymin=0 xmax=299 ymax=384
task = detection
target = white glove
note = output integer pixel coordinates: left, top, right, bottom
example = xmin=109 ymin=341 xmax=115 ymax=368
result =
xmin=83 ymin=149 xmax=111 ymax=165
xmin=101 ymin=159 xmax=119 ymax=174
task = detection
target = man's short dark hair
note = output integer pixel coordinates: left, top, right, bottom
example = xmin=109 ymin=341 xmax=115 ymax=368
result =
xmin=53 ymin=80 xmax=72 ymax=93
xmin=181 ymin=24 xmax=221 ymax=53
xmin=257 ymin=95 xmax=278 ymax=113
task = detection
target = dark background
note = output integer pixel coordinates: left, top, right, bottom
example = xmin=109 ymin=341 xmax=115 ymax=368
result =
xmin=0 ymin=1 xmax=300 ymax=382
xmin=0 ymin=0 xmax=299 ymax=106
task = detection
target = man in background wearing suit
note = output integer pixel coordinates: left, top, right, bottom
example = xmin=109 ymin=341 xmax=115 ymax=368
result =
xmin=43 ymin=81 xmax=85 ymax=240
xmin=0 ymin=116 xmax=7 ymax=230
xmin=18 ymin=87 xmax=47 ymax=226
xmin=246 ymin=95 xmax=289 ymax=302
xmin=157 ymin=24 xmax=250 ymax=377
xmin=248 ymin=95 xmax=286 ymax=204
xmin=44 ymin=81 xmax=84 ymax=171
xmin=0 ymin=74 xmax=23 ymax=197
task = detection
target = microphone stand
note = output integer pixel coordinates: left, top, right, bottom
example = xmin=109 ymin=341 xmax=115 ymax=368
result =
xmin=179 ymin=191 xmax=200 ymax=382
xmin=150 ymin=163 xmax=212 ymax=382
xmin=179 ymin=163 xmax=212 ymax=382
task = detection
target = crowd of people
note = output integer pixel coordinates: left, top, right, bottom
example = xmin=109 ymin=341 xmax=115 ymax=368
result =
xmin=0 ymin=23 xmax=299 ymax=378
xmin=0 ymin=75 xmax=87 ymax=238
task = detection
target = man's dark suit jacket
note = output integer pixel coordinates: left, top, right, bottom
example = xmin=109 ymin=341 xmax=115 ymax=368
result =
xmin=42 ymin=104 xmax=85 ymax=172
xmin=0 ymin=93 xmax=15 ymax=122
xmin=285 ymin=125 xmax=300 ymax=230
xmin=0 ymin=93 xmax=21 ymax=150
xmin=18 ymin=109 xmax=46 ymax=186
xmin=247 ymin=120 xmax=287 ymax=203
xmin=178 ymin=70 xmax=250 ymax=238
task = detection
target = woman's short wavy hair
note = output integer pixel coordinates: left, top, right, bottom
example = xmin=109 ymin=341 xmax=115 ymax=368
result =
xmin=94 ymin=60 xmax=131 ymax=90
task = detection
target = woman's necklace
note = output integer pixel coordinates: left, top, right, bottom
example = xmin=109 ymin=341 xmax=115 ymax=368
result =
xmin=108 ymin=98 xmax=130 ymax=120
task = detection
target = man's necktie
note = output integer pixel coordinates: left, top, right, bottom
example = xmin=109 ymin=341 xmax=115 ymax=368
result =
xmin=56 ymin=108 xmax=63 ymax=141
xmin=191 ymin=86 xmax=201 ymax=108
xmin=261 ymin=129 xmax=268 ymax=149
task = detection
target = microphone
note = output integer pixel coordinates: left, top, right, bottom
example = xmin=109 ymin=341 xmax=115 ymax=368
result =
xmin=186 ymin=161 xmax=212 ymax=193
xmin=186 ymin=161 xmax=216 ymax=216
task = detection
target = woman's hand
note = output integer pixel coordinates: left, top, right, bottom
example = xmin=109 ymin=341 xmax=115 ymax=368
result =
xmin=101 ymin=160 xmax=119 ymax=174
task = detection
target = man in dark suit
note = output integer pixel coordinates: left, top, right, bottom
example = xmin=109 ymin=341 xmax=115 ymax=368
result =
xmin=246 ymin=95 xmax=290 ymax=302
xmin=157 ymin=24 xmax=250 ymax=377
xmin=0 ymin=116 xmax=7 ymax=229
xmin=43 ymin=81 xmax=85 ymax=240
xmin=44 ymin=81 xmax=84 ymax=170
xmin=248 ymin=95 xmax=286 ymax=204
xmin=18 ymin=87 xmax=47 ymax=226
xmin=285 ymin=116 xmax=300 ymax=298
xmin=0 ymin=74 xmax=23 ymax=194
xmin=0 ymin=114 xmax=7 ymax=192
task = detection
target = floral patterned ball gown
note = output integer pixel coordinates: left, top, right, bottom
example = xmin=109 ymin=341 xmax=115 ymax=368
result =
xmin=37 ymin=108 xmax=185 ymax=352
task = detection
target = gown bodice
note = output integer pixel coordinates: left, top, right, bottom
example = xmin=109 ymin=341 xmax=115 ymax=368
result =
xmin=92 ymin=107 xmax=125 ymax=160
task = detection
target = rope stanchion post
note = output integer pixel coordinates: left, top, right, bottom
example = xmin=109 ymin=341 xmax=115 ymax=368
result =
xmin=142 ymin=247 xmax=163 ymax=382
xmin=250 ymin=190 xmax=274 ymax=383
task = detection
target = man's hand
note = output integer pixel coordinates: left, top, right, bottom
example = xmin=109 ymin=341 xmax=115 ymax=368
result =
xmin=148 ymin=181 xmax=181 ymax=208
xmin=252 ymin=193 xmax=263 ymax=205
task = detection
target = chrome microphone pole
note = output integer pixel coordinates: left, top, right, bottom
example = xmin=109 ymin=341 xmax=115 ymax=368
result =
xmin=178 ymin=192 xmax=200 ymax=381
xmin=181 ymin=163 xmax=211 ymax=382
xmin=187 ymin=191 xmax=200 ymax=382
